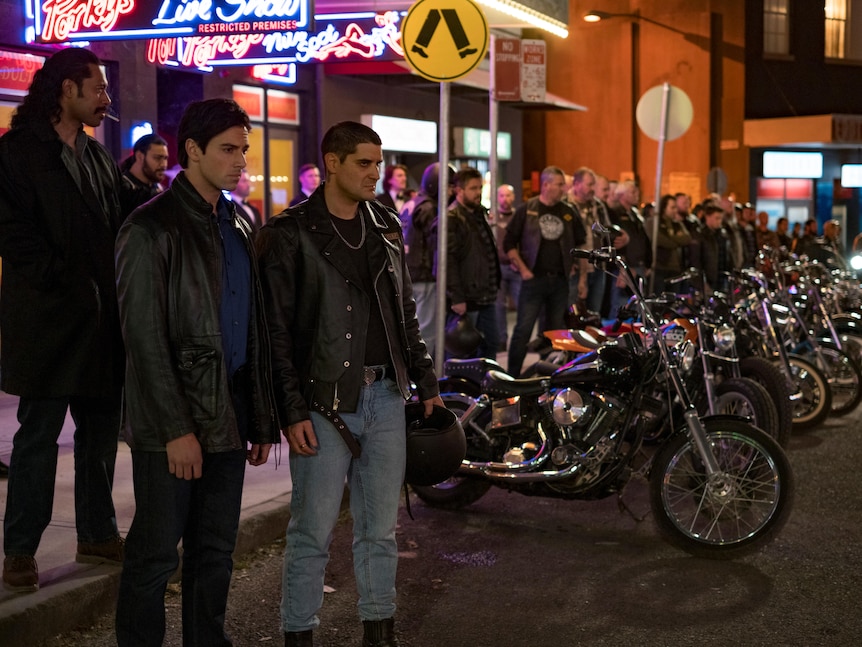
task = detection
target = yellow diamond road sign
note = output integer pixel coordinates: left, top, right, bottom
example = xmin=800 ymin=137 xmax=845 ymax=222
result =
xmin=402 ymin=0 xmax=489 ymax=82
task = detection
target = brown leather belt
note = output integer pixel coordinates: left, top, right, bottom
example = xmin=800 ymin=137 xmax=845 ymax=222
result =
xmin=311 ymin=400 xmax=362 ymax=458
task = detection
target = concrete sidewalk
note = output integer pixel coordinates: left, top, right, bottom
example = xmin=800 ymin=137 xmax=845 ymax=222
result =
xmin=0 ymin=391 xmax=294 ymax=646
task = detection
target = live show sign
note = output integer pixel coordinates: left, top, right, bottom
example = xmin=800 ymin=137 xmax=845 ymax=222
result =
xmin=27 ymin=0 xmax=312 ymax=43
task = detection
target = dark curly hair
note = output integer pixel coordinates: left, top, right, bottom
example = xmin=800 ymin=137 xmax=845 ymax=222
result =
xmin=177 ymin=98 xmax=251 ymax=168
xmin=10 ymin=48 xmax=102 ymax=130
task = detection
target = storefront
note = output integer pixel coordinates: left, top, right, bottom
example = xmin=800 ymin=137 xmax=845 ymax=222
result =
xmin=0 ymin=1 xmax=577 ymax=218
xmin=744 ymin=113 xmax=862 ymax=247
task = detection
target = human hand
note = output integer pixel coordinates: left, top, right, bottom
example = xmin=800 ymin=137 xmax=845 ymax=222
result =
xmin=285 ymin=420 xmax=317 ymax=456
xmin=247 ymin=443 xmax=272 ymax=466
xmin=451 ymin=302 xmax=467 ymax=316
xmin=166 ymin=433 xmax=203 ymax=480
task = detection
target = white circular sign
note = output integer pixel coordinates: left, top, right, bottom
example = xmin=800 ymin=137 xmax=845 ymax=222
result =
xmin=636 ymin=85 xmax=694 ymax=142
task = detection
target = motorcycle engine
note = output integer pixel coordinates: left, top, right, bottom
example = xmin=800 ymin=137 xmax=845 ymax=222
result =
xmin=540 ymin=387 xmax=620 ymax=452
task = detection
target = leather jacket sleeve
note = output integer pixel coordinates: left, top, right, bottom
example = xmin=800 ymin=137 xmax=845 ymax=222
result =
xmin=116 ymin=218 xmax=201 ymax=443
xmin=256 ymin=216 xmax=310 ymax=428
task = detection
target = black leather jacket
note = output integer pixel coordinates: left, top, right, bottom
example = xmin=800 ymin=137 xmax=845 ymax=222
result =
xmin=115 ymin=172 xmax=280 ymax=452
xmin=256 ymin=186 xmax=439 ymax=427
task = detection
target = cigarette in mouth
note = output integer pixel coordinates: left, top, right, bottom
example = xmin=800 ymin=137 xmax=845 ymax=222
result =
xmin=104 ymin=112 xmax=120 ymax=122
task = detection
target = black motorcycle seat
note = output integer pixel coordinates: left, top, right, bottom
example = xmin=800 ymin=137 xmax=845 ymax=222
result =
xmin=482 ymin=370 xmax=547 ymax=397
xmin=444 ymin=357 xmax=507 ymax=380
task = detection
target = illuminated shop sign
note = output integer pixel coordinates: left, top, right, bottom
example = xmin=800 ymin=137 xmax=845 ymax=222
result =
xmin=25 ymin=0 xmax=311 ymax=43
xmin=453 ymin=127 xmax=512 ymax=160
xmin=762 ymin=151 xmax=823 ymax=179
xmin=0 ymin=50 xmax=45 ymax=96
xmin=146 ymin=10 xmax=404 ymax=69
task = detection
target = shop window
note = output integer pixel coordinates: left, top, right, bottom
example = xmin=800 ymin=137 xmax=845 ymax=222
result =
xmin=764 ymin=0 xmax=790 ymax=56
xmin=826 ymin=0 xmax=862 ymax=60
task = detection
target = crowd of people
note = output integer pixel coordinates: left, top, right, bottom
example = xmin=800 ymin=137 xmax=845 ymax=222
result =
xmin=0 ymin=45 xmax=851 ymax=647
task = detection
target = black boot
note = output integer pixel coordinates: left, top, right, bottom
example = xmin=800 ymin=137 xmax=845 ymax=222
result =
xmin=285 ymin=630 xmax=313 ymax=647
xmin=362 ymin=618 xmax=399 ymax=647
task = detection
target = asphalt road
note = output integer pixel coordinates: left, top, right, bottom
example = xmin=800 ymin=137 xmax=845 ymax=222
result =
xmin=41 ymin=412 xmax=862 ymax=647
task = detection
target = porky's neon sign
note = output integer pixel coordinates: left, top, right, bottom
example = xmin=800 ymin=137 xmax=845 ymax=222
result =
xmin=146 ymin=11 xmax=405 ymax=68
xmin=26 ymin=0 xmax=310 ymax=43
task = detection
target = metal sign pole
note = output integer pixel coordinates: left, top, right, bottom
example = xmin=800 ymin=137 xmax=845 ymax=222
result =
xmin=650 ymin=81 xmax=671 ymax=295
xmin=434 ymin=81 xmax=451 ymax=372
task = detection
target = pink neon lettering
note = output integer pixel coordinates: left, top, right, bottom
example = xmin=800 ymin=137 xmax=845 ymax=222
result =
xmin=41 ymin=0 xmax=136 ymax=42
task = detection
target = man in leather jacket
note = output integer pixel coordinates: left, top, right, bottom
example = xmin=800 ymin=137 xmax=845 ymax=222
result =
xmin=0 ymin=47 xmax=125 ymax=593
xmin=446 ymin=167 xmax=501 ymax=359
xmin=505 ymin=166 xmax=587 ymax=377
xmin=256 ymin=121 xmax=441 ymax=647
xmin=114 ymin=99 xmax=279 ymax=646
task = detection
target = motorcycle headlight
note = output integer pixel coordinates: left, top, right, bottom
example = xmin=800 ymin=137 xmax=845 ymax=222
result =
xmin=712 ymin=324 xmax=736 ymax=351
xmin=677 ymin=340 xmax=696 ymax=372
xmin=851 ymin=254 xmax=862 ymax=271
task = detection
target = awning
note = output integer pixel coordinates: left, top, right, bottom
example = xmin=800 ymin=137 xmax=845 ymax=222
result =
xmin=744 ymin=114 xmax=862 ymax=148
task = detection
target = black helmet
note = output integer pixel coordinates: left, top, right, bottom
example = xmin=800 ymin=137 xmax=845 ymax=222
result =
xmin=420 ymin=162 xmax=459 ymax=198
xmin=404 ymin=403 xmax=466 ymax=486
xmin=444 ymin=314 xmax=483 ymax=358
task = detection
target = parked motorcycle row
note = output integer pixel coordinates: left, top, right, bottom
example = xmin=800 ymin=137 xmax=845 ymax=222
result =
xmin=414 ymin=226 xmax=862 ymax=560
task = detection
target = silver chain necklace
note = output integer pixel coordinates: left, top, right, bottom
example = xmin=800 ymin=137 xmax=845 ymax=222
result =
xmin=331 ymin=213 xmax=366 ymax=250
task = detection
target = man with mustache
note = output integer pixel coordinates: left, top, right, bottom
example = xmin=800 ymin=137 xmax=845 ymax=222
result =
xmin=0 ymin=47 xmax=125 ymax=592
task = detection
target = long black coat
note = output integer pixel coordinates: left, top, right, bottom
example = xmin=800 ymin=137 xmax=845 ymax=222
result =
xmin=0 ymin=121 xmax=124 ymax=398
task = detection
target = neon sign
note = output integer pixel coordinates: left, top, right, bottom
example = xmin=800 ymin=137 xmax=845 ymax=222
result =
xmin=25 ymin=0 xmax=310 ymax=43
xmin=145 ymin=11 xmax=405 ymax=69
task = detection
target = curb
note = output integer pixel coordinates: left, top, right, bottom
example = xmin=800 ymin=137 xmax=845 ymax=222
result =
xmin=0 ymin=493 xmax=293 ymax=646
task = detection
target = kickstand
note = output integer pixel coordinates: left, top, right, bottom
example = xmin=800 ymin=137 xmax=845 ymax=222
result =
xmin=403 ymin=483 xmax=415 ymax=520
xmin=616 ymin=483 xmax=648 ymax=523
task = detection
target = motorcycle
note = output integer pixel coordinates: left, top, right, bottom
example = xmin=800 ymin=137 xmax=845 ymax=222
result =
xmin=418 ymin=237 xmax=795 ymax=559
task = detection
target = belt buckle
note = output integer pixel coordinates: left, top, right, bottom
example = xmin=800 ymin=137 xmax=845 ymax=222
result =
xmin=363 ymin=366 xmax=377 ymax=386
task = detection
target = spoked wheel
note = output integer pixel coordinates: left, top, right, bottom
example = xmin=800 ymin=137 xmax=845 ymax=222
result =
xmin=739 ymin=356 xmax=793 ymax=448
xmin=811 ymin=344 xmax=862 ymax=416
xmin=411 ymin=394 xmax=492 ymax=509
xmin=708 ymin=378 xmax=780 ymax=444
xmin=783 ymin=355 xmax=832 ymax=430
xmin=649 ymin=418 xmax=795 ymax=559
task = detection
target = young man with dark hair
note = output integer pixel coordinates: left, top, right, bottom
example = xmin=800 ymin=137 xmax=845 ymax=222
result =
xmin=257 ymin=120 xmax=441 ymax=647
xmin=446 ymin=166 xmax=501 ymax=359
xmin=114 ymin=98 xmax=279 ymax=645
xmin=119 ymin=132 xmax=169 ymax=217
xmin=0 ymin=46 xmax=125 ymax=592
xmin=376 ymin=162 xmax=409 ymax=212
xmin=289 ymin=162 xmax=321 ymax=206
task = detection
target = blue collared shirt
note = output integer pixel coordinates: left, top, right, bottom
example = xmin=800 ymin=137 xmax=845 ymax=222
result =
xmin=215 ymin=197 xmax=251 ymax=378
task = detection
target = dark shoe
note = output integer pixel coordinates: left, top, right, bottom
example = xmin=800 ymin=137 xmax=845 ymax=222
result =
xmin=76 ymin=535 xmax=125 ymax=565
xmin=285 ymin=630 xmax=313 ymax=646
xmin=3 ymin=555 xmax=39 ymax=592
xmin=362 ymin=618 xmax=399 ymax=647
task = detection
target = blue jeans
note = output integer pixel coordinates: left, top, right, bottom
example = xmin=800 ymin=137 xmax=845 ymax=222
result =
xmin=496 ymin=264 xmax=522 ymax=349
xmin=116 ymin=447 xmax=247 ymax=647
xmin=508 ymin=274 xmax=568 ymax=377
xmin=281 ymin=378 xmax=406 ymax=632
xmin=4 ymin=392 xmax=121 ymax=556
xmin=609 ymin=265 xmax=647 ymax=322
xmin=412 ymin=281 xmax=437 ymax=359
xmin=585 ymin=270 xmax=606 ymax=315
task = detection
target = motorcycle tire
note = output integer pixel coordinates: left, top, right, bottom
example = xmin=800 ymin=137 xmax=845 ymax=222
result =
xmin=709 ymin=377 xmax=781 ymax=446
xmin=813 ymin=344 xmax=862 ymax=416
xmin=649 ymin=417 xmax=795 ymax=560
xmin=739 ymin=356 xmax=793 ymax=448
xmin=783 ymin=355 xmax=832 ymax=431
xmin=411 ymin=394 xmax=492 ymax=510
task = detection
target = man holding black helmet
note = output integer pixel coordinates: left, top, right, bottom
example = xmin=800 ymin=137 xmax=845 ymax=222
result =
xmin=257 ymin=121 xmax=442 ymax=647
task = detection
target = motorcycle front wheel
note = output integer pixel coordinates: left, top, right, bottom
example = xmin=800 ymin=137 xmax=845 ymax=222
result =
xmin=649 ymin=418 xmax=794 ymax=560
xmin=411 ymin=394 xmax=492 ymax=510
xmin=783 ymin=355 xmax=832 ymax=430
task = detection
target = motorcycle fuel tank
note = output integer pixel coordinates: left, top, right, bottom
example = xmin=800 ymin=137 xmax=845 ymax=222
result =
xmin=550 ymin=343 xmax=640 ymax=388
